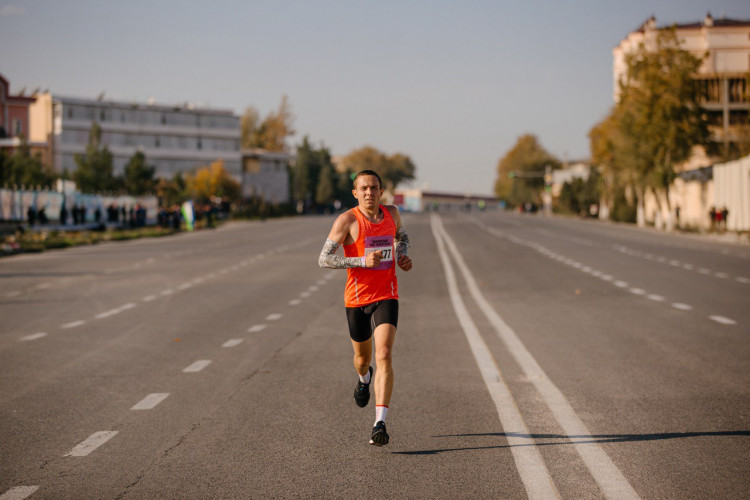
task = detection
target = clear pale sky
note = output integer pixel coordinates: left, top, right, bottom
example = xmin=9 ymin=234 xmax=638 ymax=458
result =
xmin=2 ymin=0 xmax=749 ymax=195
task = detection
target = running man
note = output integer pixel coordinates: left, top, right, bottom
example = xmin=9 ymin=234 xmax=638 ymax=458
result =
xmin=318 ymin=169 xmax=412 ymax=446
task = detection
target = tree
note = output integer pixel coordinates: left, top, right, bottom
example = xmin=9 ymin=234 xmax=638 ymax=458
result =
xmin=609 ymin=27 xmax=709 ymax=227
xmin=315 ymin=165 xmax=334 ymax=206
xmin=494 ymin=134 xmax=560 ymax=207
xmin=157 ymin=172 xmax=188 ymax=207
xmin=122 ymin=150 xmax=156 ymax=195
xmin=293 ymin=136 xmax=337 ymax=211
xmin=74 ymin=122 xmax=115 ymax=192
xmin=187 ymin=159 xmax=241 ymax=203
xmin=240 ymin=96 xmax=295 ymax=152
xmin=340 ymin=146 xmax=416 ymax=192
xmin=2 ymin=136 xmax=56 ymax=188
xmin=240 ymin=106 xmax=262 ymax=149
xmin=557 ymin=169 xmax=601 ymax=216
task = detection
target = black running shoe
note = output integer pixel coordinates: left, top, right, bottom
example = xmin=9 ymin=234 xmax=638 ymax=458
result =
xmin=354 ymin=366 xmax=372 ymax=408
xmin=369 ymin=421 xmax=389 ymax=446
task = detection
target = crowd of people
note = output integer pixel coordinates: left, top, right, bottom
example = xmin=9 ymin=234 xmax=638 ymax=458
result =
xmin=709 ymin=205 xmax=730 ymax=231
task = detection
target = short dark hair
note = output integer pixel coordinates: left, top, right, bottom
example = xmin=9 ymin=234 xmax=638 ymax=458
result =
xmin=353 ymin=169 xmax=383 ymax=189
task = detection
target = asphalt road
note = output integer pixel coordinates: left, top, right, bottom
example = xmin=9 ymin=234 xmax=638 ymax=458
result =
xmin=1 ymin=212 xmax=748 ymax=499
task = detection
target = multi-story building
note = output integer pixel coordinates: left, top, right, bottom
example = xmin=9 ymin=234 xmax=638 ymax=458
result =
xmin=613 ymin=14 xmax=750 ymax=158
xmin=29 ymin=93 xmax=242 ymax=182
xmin=0 ymin=73 xmax=38 ymax=157
xmin=241 ymin=148 xmax=293 ymax=203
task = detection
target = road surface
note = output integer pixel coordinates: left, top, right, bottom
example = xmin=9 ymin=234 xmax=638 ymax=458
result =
xmin=1 ymin=212 xmax=748 ymax=498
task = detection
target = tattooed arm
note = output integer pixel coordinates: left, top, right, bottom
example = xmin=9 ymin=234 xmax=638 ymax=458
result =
xmin=318 ymin=239 xmax=366 ymax=269
xmin=395 ymin=226 xmax=410 ymax=259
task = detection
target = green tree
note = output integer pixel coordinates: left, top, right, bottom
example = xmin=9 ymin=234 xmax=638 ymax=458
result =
xmin=157 ymin=172 xmax=188 ymax=207
xmin=315 ymin=165 xmax=334 ymax=206
xmin=557 ymin=169 xmax=601 ymax=216
xmin=122 ymin=150 xmax=156 ymax=195
xmin=73 ymin=122 xmax=115 ymax=192
xmin=611 ymin=27 xmax=709 ymax=226
xmin=494 ymin=134 xmax=560 ymax=208
xmin=5 ymin=136 xmax=56 ymax=188
xmin=293 ymin=136 xmax=337 ymax=211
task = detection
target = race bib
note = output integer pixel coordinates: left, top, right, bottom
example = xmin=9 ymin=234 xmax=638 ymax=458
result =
xmin=365 ymin=235 xmax=394 ymax=270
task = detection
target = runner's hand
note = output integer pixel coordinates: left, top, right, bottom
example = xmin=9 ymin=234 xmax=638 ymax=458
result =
xmin=397 ymin=255 xmax=412 ymax=271
xmin=366 ymin=250 xmax=383 ymax=268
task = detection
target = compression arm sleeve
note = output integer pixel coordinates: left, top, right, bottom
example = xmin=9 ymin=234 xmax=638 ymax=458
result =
xmin=395 ymin=226 xmax=410 ymax=259
xmin=318 ymin=239 xmax=366 ymax=269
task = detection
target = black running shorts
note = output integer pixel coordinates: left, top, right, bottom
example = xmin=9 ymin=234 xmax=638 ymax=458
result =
xmin=345 ymin=299 xmax=399 ymax=343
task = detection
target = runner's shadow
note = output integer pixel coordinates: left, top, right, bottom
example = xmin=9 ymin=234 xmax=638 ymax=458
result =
xmin=392 ymin=430 xmax=750 ymax=456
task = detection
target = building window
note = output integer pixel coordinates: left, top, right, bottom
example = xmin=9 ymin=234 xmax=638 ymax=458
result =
xmin=197 ymin=138 xmax=202 ymax=150
xmin=100 ymin=110 xmax=106 ymax=121
xmin=12 ymin=119 xmax=22 ymax=136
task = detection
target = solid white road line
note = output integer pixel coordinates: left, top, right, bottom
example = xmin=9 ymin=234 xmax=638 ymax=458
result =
xmin=710 ymin=315 xmax=737 ymax=325
xmin=61 ymin=320 xmax=85 ymax=329
xmin=0 ymin=486 xmax=40 ymax=500
xmin=65 ymin=430 xmax=118 ymax=457
xmin=143 ymin=295 xmax=157 ymax=302
xmin=161 ymin=289 xmax=174 ymax=296
xmin=183 ymin=360 xmax=212 ymax=372
xmin=248 ymin=324 xmax=267 ymax=333
xmin=131 ymin=393 xmax=170 ymax=410
xmin=19 ymin=332 xmax=48 ymax=342
xmin=266 ymin=313 xmax=282 ymax=321
xmin=222 ymin=338 xmax=244 ymax=348
xmin=436 ymin=215 xmax=640 ymax=500
xmin=431 ymin=216 xmax=560 ymax=500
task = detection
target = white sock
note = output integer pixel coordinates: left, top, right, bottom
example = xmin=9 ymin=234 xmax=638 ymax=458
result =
xmin=375 ymin=405 xmax=388 ymax=424
xmin=359 ymin=369 xmax=371 ymax=384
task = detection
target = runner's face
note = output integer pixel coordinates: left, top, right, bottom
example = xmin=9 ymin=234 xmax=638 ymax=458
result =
xmin=353 ymin=176 xmax=383 ymax=209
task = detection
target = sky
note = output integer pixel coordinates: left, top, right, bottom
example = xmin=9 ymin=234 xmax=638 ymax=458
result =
xmin=2 ymin=0 xmax=749 ymax=195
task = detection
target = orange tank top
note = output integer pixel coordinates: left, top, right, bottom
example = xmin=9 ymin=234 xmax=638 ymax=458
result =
xmin=343 ymin=205 xmax=399 ymax=307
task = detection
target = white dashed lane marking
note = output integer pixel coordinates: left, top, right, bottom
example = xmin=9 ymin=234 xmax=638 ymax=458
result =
xmin=222 ymin=339 xmax=244 ymax=348
xmin=160 ymin=289 xmax=174 ymax=296
xmin=710 ymin=315 xmax=737 ymax=325
xmin=0 ymin=486 xmax=40 ymax=500
xmin=142 ymin=295 xmax=157 ymax=302
xmin=289 ymin=299 xmax=302 ymax=306
xmin=65 ymin=431 xmax=118 ymax=457
xmin=183 ymin=360 xmax=212 ymax=373
xmin=131 ymin=393 xmax=170 ymax=410
xmin=472 ymin=218 xmax=742 ymax=328
xmin=672 ymin=303 xmax=693 ymax=311
xmin=248 ymin=324 xmax=267 ymax=333
xmin=266 ymin=313 xmax=282 ymax=321
xmin=300 ymin=292 xmax=311 ymax=298
xmin=61 ymin=320 xmax=85 ymax=329
xmin=95 ymin=303 xmax=136 ymax=319
xmin=19 ymin=332 xmax=47 ymax=342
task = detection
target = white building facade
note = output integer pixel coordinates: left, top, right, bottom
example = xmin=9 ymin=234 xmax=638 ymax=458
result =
xmin=613 ymin=14 xmax=750 ymax=157
xmin=30 ymin=93 xmax=242 ymax=182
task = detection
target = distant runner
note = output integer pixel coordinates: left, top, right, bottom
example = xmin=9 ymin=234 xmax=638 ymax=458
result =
xmin=318 ymin=169 xmax=412 ymax=446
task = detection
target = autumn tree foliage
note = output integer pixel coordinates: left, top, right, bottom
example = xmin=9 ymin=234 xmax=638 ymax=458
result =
xmin=340 ymin=146 xmax=416 ymax=192
xmin=590 ymin=27 xmax=709 ymax=226
xmin=187 ymin=160 xmax=241 ymax=203
xmin=494 ymin=134 xmax=559 ymax=208
xmin=241 ymin=95 xmax=295 ymax=152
